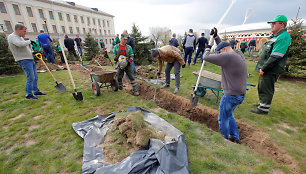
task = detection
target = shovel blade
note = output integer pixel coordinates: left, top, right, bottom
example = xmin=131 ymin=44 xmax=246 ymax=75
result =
xmin=55 ymin=83 xmax=66 ymax=93
xmin=190 ymin=94 xmax=198 ymax=107
xmin=72 ymin=92 xmax=83 ymax=101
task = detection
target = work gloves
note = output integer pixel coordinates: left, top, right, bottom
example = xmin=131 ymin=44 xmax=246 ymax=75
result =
xmin=182 ymin=64 xmax=186 ymax=68
xmin=30 ymin=40 xmax=37 ymax=46
xmin=210 ymin=28 xmax=218 ymax=38
xmin=157 ymin=72 xmax=161 ymax=77
xmin=114 ymin=58 xmax=118 ymax=62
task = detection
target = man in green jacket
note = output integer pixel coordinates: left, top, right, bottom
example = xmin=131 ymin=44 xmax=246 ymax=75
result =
xmin=113 ymin=34 xmax=139 ymax=96
xmin=251 ymin=15 xmax=291 ymax=115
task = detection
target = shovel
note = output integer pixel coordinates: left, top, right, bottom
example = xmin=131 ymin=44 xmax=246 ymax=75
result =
xmin=59 ymin=40 xmax=83 ymax=101
xmin=190 ymin=60 xmax=206 ymax=107
xmin=34 ymin=53 xmax=66 ymax=93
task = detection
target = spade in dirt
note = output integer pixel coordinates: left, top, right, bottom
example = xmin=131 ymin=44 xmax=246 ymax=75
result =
xmin=59 ymin=40 xmax=83 ymax=101
xmin=35 ymin=53 xmax=66 ymax=93
xmin=191 ymin=60 xmax=206 ymax=107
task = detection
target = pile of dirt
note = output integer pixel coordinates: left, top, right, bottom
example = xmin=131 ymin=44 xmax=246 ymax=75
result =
xmin=35 ymin=61 xmax=64 ymax=71
xmin=122 ymin=79 xmax=300 ymax=173
xmin=68 ymin=64 xmax=106 ymax=75
xmin=103 ymin=111 xmax=165 ymax=164
xmin=136 ymin=65 xmax=165 ymax=80
xmin=90 ymin=54 xmax=112 ymax=66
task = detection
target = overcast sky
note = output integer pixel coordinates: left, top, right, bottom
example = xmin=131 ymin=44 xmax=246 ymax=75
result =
xmin=73 ymin=0 xmax=305 ymax=36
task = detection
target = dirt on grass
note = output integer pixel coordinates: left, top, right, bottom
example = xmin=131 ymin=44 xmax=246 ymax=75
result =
xmin=122 ymin=80 xmax=300 ymax=173
xmin=35 ymin=61 xmax=64 ymax=71
xmin=136 ymin=65 xmax=165 ymax=80
xmin=90 ymin=54 xmax=112 ymax=66
xmin=69 ymin=61 xmax=299 ymax=172
xmin=103 ymin=111 xmax=165 ymax=164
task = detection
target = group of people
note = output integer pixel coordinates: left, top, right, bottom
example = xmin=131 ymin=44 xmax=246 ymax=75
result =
xmin=7 ymin=15 xmax=291 ymax=144
xmin=149 ymin=15 xmax=291 ymax=143
xmin=229 ymin=37 xmax=257 ymax=57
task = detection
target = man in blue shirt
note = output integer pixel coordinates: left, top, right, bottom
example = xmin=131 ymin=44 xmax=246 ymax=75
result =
xmin=37 ymin=30 xmax=54 ymax=64
xmin=169 ymin=33 xmax=179 ymax=47
xmin=193 ymin=33 xmax=208 ymax=64
xmin=75 ymin=35 xmax=82 ymax=57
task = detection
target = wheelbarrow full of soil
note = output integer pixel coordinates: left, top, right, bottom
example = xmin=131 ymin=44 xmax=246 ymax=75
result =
xmin=90 ymin=70 xmax=119 ymax=96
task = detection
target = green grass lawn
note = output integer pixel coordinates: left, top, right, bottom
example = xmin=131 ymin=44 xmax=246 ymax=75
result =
xmin=0 ymin=54 xmax=305 ymax=173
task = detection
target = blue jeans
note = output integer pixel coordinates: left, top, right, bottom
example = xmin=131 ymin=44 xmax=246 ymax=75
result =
xmin=17 ymin=59 xmax=40 ymax=96
xmin=77 ymin=45 xmax=82 ymax=56
xmin=218 ymin=94 xmax=245 ymax=140
xmin=184 ymin=47 xmax=193 ymax=64
xmin=193 ymin=48 xmax=204 ymax=64
xmin=42 ymin=44 xmax=54 ymax=64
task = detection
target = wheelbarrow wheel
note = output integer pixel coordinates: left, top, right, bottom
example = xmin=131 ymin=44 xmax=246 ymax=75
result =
xmin=92 ymin=81 xmax=100 ymax=96
xmin=111 ymin=79 xmax=119 ymax=91
xmin=195 ymin=87 xmax=206 ymax=97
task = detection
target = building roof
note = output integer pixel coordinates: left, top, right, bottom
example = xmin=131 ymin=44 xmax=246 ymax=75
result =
xmin=220 ymin=19 xmax=306 ymax=34
xmin=39 ymin=0 xmax=114 ymax=17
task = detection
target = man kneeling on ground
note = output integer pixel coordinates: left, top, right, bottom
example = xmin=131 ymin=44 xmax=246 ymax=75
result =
xmin=150 ymin=45 xmax=185 ymax=94
xmin=203 ymin=28 xmax=247 ymax=144
xmin=113 ymin=34 xmax=139 ymax=96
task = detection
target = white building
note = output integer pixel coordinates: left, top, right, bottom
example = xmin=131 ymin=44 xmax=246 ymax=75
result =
xmin=0 ymin=0 xmax=115 ymax=50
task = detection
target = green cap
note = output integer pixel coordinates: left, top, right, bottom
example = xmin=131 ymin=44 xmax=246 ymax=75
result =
xmin=121 ymin=34 xmax=128 ymax=40
xmin=267 ymin=15 xmax=288 ymax=23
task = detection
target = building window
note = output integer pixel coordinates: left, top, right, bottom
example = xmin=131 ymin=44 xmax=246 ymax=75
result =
xmin=58 ymin=12 xmax=63 ymax=21
xmin=105 ymin=39 xmax=108 ymax=44
xmin=69 ymin=26 xmax=73 ymax=33
xmin=76 ymin=27 xmax=79 ymax=34
xmin=31 ymin=23 xmax=38 ymax=32
xmin=99 ymin=29 xmax=101 ymax=35
xmin=89 ymin=28 xmax=91 ymax=33
xmin=49 ymin=11 xmax=54 ymax=20
xmin=52 ymin=25 xmax=57 ymax=33
xmin=98 ymin=19 xmax=101 ymax=26
xmin=104 ymin=30 xmax=106 ymax=35
xmin=87 ymin=17 xmax=90 ymax=25
xmin=26 ymin=7 xmax=33 ymax=17
xmin=66 ymin=14 xmax=71 ymax=22
xmin=74 ymin=15 xmax=78 ymax=23
xmin=102 ymin=20 xmax=105 ymax=27
xmin=0 ymin=2 xmax=7 ymax=13
xmin=61 ymin=26 xmax=65 ymax=33
xmin=42 ymin=24 xmax=48 ymax=32
xmin=108 ymin=30 xmax=110 ymax=35
xmin=38 ymin=9 xmax=44 ymax=18
xmin=12 ymin=4 xmax=21 ymax=15
xmin=94 ymin=29 xmax=97 ymax=35
xmin=93 ymin=18 xmax=95 ymax=25
xmin=107 ymin=21 xmax=109 ymax=27
xmin=83 ymin=28 xmax=86 ymax=34
xmin=4 ymin=20 xmax=12 ymax=32
xmin=80 ymin=16 xmax=84 ymax=23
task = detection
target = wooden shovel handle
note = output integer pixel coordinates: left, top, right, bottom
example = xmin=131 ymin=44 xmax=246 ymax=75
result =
xmin=35 ymin=53 xmax=57 ymax=82
xmin=58 ymin=40 xmax=77 ymax=90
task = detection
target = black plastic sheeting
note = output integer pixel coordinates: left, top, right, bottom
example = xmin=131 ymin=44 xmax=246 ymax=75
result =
xmin=72 ymin=106 xmax=189 ymax=174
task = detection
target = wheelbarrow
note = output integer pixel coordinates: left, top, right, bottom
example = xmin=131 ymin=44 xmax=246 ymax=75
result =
xmin=90 ymin=70 xmax=119 ymax=96
xmin=192 ymin=70 xmax=256 ymax=103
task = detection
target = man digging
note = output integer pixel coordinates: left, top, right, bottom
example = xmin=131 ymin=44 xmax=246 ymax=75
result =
xmin=113 ymin=34 xmax=139 ymax=96
xmin=150 ymin=45 xmax=185 ymax=94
